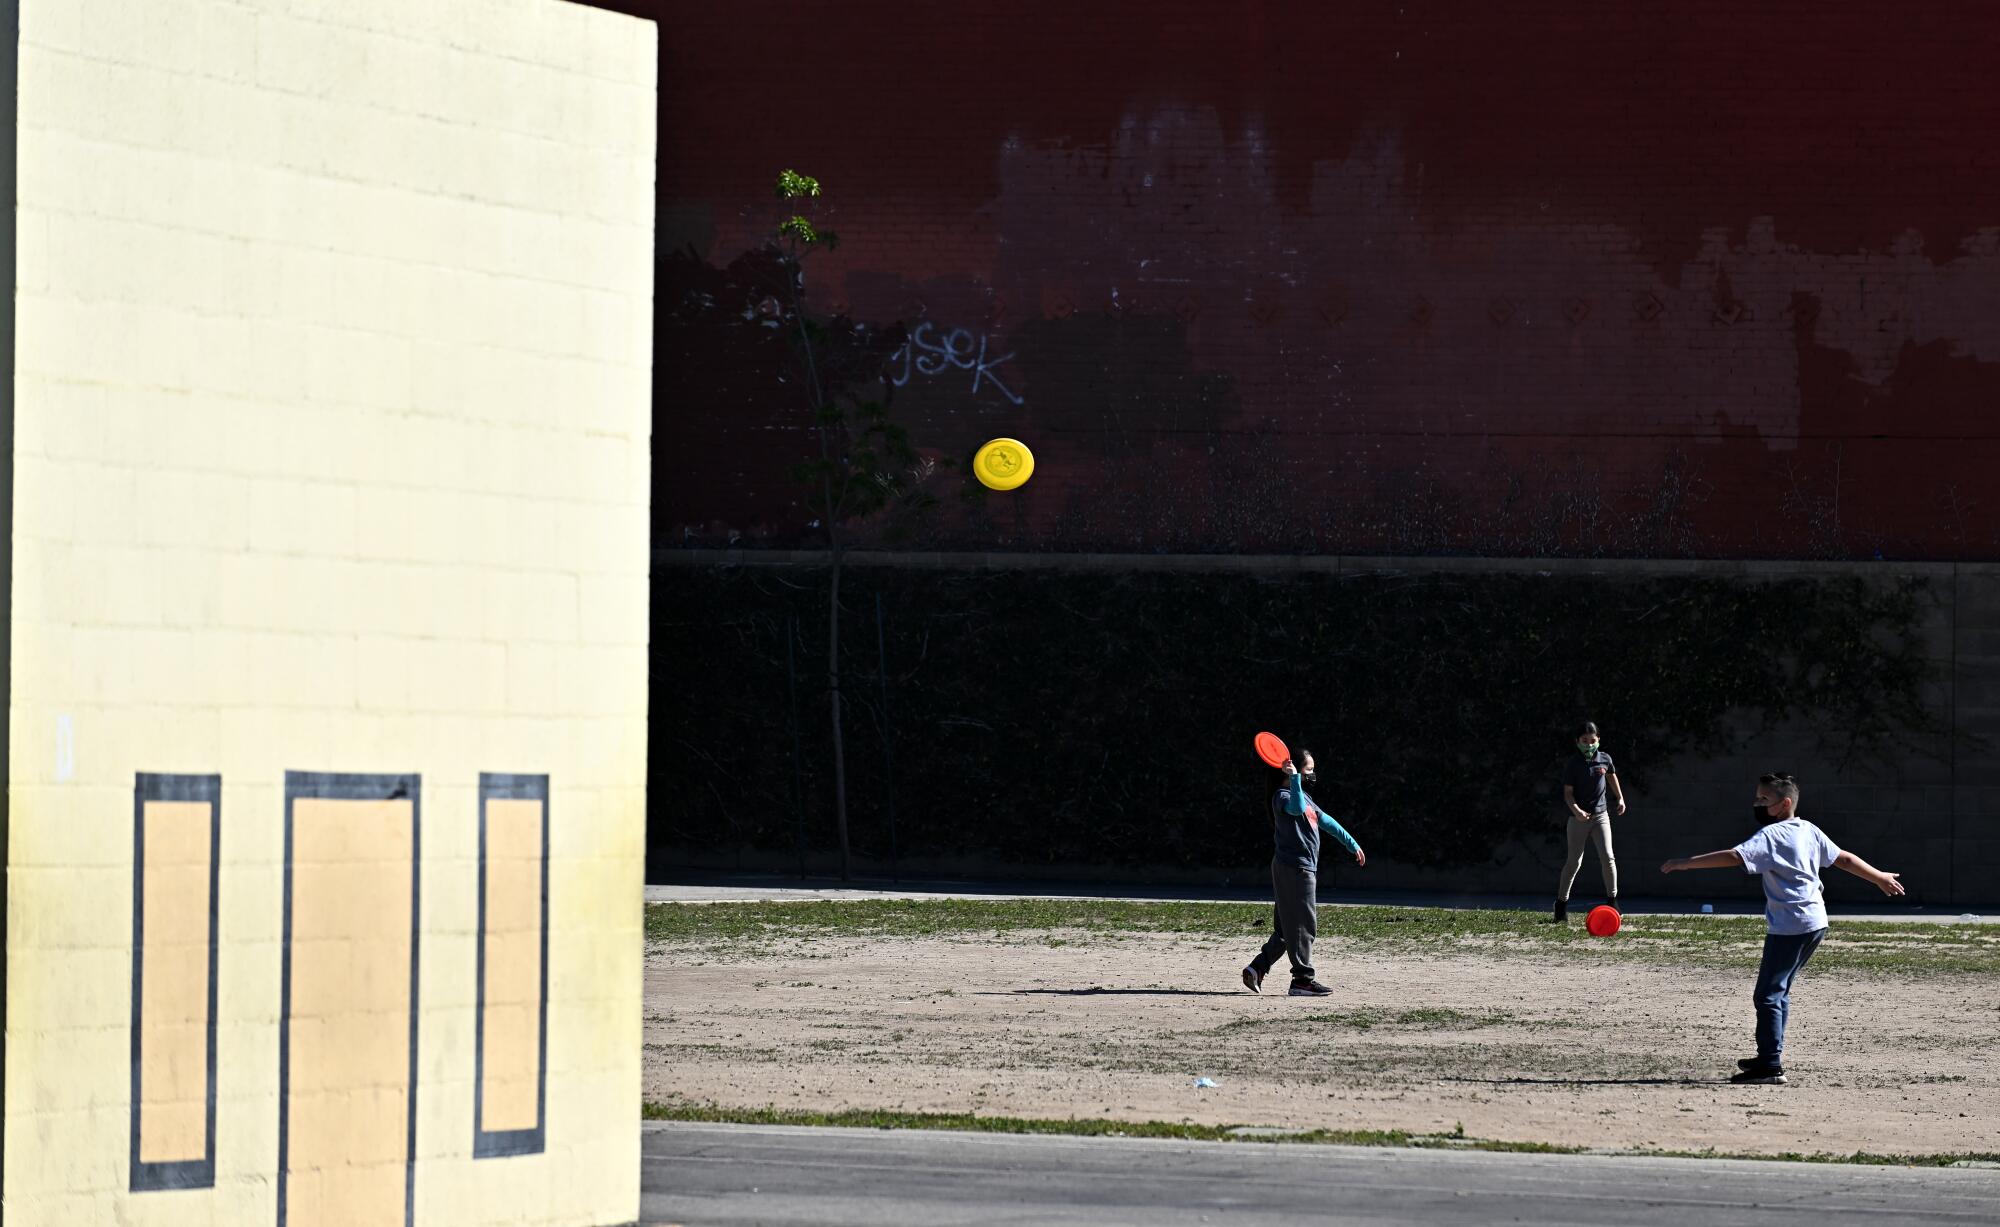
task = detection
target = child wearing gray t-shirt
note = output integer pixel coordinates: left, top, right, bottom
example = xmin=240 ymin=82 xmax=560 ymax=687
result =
xmin=1660 ymin=772 xmax=1904 ymax=1083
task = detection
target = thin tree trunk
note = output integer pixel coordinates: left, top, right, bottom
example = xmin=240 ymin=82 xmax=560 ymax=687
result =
xmin=827 ymin=546 xmax=850 ymax=880
xmin=785 ymin=246 xmax=852 ymax=882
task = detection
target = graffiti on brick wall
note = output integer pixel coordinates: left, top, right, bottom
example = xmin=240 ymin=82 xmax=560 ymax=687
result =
xmin=885 ymin=321 xmax=1024 ymax=405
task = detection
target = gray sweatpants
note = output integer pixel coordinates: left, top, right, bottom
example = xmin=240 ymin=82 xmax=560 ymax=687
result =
xmin=1557 ymin=811 xmax=1618 ymax=900
xmin=1251 ymin=860 xmax=1318 ymax=981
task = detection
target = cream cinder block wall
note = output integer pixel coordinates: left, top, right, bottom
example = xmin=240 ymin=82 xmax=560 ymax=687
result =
xmin=3 ymin=1 xmax=655 ymax=1224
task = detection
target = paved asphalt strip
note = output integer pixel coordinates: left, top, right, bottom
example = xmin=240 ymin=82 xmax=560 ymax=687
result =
xmin=640 ymin=1121 xmax=2000 ymax=1227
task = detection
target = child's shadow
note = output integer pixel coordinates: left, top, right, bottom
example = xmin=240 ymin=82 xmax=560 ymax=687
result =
xmin=981 ymin=988 xmax=1247 ymax=998
xmin=1443 ymin=1075 xmax=1718 ymax=1087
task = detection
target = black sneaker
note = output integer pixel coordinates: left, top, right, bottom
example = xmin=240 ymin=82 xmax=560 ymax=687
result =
xmin=1730 ymin=1063 xmax=1786 ymax=1085
xmin=1289 ymin=978 xmax=1332 ymax=996
xmin=1545 ymin=900 xmax=1569 ymax=924
xmin=1737 ymin=1056 xmax=1774 ymax=1071
xmin=1242 ymin=966 xmax=1264 ymax=994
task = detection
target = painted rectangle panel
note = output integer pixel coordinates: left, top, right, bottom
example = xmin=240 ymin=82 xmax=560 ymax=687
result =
xmin=474 ymin=773 xmax=548 ymax=1157
xmin=281 ymin=773 xmax=420 ymax=1227
xmin=130 ymin=773 xmax=220 ymax=1192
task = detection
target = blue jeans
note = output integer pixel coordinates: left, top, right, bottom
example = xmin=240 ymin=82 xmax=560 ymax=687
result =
xmin=1753 ymin=927 xmax=1826 ymax=1062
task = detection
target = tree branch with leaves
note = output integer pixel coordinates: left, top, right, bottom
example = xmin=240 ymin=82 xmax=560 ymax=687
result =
xmin=761 ymin=169 xmax=947 ymax=878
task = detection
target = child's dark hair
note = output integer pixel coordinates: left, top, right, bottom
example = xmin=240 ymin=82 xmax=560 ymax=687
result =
xmin=1759 ymin=772 xmax=1801 ymax=803
xmin=1574 ymin=721 xmax=1599 ymax=739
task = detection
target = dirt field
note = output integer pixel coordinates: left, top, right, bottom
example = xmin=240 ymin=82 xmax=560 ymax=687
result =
xmin=644 ymin=918 xmax=2000 ymax=1157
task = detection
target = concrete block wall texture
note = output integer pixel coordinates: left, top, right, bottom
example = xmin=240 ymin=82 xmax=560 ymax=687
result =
xmin=4 ymin=1 xmax=656 ymax=1224
xmin=656 ymin=2 xmax=2000 ymax=561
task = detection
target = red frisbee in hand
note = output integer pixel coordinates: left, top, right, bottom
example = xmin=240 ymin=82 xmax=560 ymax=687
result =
xmin=1586 ymin=905 xmax=1622 ymax=937
xmin=1254 ymin=731 xmax=1290 ymax=768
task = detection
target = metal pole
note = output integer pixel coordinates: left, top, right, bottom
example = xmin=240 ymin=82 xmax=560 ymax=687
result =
xmin=786 ymin=614 xmax=807 ymax=880
xmin=1949 ymin=564 xmax=1959 ymax=908
xmin=876 ymin=592 xmax=899 ymax=883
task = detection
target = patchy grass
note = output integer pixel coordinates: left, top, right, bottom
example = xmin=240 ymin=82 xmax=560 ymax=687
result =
xmin=641 ymin=1099 xmax=2000 ymax=1167
xmin=1629 ymin=1145 xmax=2000 ymax=1168
xmin=1314 ymin=1007 xmax=1522 ymax=1031
xmin=646 ymin=899 xmax=2000 ymax=975
xmin=639 ymin=1098 xmax=1575 ymax=1153
xmin=1212 ymin=1007 xmax=1524 ymax=1034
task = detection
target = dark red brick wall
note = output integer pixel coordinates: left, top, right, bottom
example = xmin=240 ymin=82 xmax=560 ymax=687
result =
xmin=658 ymin=1 xmax=2000 ymax=558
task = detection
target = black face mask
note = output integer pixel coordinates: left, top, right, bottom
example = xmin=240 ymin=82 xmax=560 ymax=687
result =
xmin=1302 ymin=771 xmax=1316 ymax=787
xmin=1752 ymin=803 xmax=1771 ymax=824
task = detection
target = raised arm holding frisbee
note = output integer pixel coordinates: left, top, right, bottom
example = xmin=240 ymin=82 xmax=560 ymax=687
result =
xmin=1242 ymin=733 xmax=1366 ymax=997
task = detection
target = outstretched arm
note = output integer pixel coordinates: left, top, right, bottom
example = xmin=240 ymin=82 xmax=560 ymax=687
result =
xmin=1315 ymin=810 xmax=1365 ymax=866
xmin=1832 ymin=850 xmax=1905 ymax=897
xmin=1660 ymin=848 xmax=1744 ymax=874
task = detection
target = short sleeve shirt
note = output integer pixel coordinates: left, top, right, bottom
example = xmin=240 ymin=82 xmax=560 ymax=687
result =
xmin=1561 ymin=750 xmax=1615 ymax=814
xmin=1733 ymin=818 xmax=1842 ymax=935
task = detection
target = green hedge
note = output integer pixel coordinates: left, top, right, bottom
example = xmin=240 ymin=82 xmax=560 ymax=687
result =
xmin=650 ymin=564 xmax=1942 ymax=871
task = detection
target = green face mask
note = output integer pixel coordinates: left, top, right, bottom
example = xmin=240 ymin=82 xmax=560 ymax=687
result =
xmin=1577 ymin=740 xmax=1599 ymax=755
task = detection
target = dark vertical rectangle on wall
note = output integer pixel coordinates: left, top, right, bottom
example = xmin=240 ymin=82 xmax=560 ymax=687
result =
xmin=474 ymin=773 xmax=549 ymax=1158
xmin=129 ymin=774 xmax=222 ymax=1191
xmin=0 ymin=0 xmax=19 ymax=1198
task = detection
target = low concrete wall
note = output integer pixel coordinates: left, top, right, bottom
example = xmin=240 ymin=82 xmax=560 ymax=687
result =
xmin=654 ymin=550 xmax=2000 ymax=908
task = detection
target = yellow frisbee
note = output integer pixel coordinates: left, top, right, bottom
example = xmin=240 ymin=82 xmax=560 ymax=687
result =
xmin=973 ymin=437 xmax=1035 ymax=491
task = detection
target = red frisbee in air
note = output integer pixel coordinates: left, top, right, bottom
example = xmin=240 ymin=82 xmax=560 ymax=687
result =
xmin=1586 ymin=905 xmax=1622 ymax=937
xmin=1254 ymin=731 xmax=1290 ymax=768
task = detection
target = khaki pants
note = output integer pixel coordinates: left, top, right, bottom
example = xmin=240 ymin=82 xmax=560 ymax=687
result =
xmin=1557 ymin=811 xmax=1617 ymax=900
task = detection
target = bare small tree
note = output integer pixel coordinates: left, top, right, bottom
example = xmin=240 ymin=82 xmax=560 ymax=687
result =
xmin=763 ymin=169 xmax=944 ymax=879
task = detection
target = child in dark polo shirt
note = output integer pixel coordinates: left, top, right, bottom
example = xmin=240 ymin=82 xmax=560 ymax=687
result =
xmin=1551 ymin=720 xmax=1625 ymax=923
